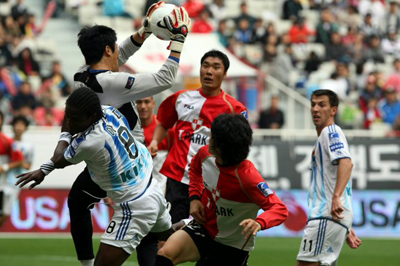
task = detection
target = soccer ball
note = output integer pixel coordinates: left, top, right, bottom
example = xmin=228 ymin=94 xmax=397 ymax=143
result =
xmin=149 ymin=3 xmax=176 ymax=41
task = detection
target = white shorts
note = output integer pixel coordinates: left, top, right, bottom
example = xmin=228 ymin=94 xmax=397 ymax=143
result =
xmin=297 ymin=218 xmax=348 ymax=266
xmin=101 ymin=179 xmax=172 ymax=254
xmin=0 ymin=186 xmax=20 ymax=216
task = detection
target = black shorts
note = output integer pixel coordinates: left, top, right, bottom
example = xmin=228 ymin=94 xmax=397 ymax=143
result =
xmin=165 ymin=178 xmax=190 ymax=223
xmin=183 ymin=220 xmax=249 ymax=266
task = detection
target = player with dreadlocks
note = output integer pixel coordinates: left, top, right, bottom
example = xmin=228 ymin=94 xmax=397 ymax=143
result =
xmin=17 ymin=88 xmax=174 ymax=266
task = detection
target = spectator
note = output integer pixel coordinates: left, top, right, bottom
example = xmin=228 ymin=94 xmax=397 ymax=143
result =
xmin=315 ymin=9 xmax=339 ymax=45
xmin=208 ymin=0 xmax=227 ymax=26
xmin=360 ymin=13 xmax=381 ymax=43
xmin=359 ymin=74 xmax=383 ymax=113
xmin=381 ymin=29 xmax=400 ymax=55
xmin=384 ymin=58 xmax=400 ymax=93
xmin=103 ymin=0 xmax=132 ymax=18
xmin=216 ymin=19 xmax=230 ymax=47
xmin=359 ymin=0 xmax=385 ymax=26
xmin=191 ymin=7 xmax=214 ymax=33
xmin=342 ymin=25 xmax=359 ymax=47
xmin=320 ymin=73 xmax=348 ymax=101
xmin=40 ymin=61 xmax=72 ymax=98
xmin=341 ymin=5 xmax=362 ymax=29
xmin=183 ymin=0 xmax=205 ymax=19
xmin=288 ymin=16 xmax=314 ymax=44
xmin=258 ymin=95 xmax=284 ymax=129
xmin=324 ymin=32 xmax=348 ymax=62
xmin=346 ymin=32 xmax=366 ymax=66
xmin=363 ymin=97 xmax=381 ymax=129
xmin=234 ymin=1 xmax=256 ymax=29
xmin=378 ymin=87 xmax=400 ymax=126
xmin=12 ymin=81 xmax=37 ymax=116
xmin=16 ymin=47 xmax=40 ymax=77
xmin=363 ymin=35 xmax=385 ymax=63
xmin=282 ymin=0 xmax=303 ymax=20
xmin=385 ymin=0 xmax=400 ymax=34
xmin=304 ymin=51 xmax=322 ymax=76
xmin=11 ymin=0 xmax=28 ymax=21
xmin=0 ymin=36 xmax=13 ymax=66
xmin=234 ymin=19 xmax=252 ymax=44
xmin=251 ymin=18 xmax=267 ymax=44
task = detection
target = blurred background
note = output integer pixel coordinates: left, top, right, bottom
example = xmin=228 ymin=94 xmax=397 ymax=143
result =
xmin=0 ymin=0 xmax=398 ymax=262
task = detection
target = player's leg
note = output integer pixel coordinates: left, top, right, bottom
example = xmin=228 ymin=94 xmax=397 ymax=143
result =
xmin=205 ymin=240 xmax=250 ymax=266
xmin=165 ymin=178 xmax=190 ymax=223
xmin=94 ymin=243 xmax=130 ymax=266
xmin=136 ymin=233 xmax=158 ymax=266
xmin=68 ymin=168 xmax=106 ymax=262
xmin=156 ymin=229 xmax=201 ymax=265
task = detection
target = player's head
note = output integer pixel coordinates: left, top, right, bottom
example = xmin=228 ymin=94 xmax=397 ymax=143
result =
xmin=65 ymin=88 xmax=103 ymax=134
xmin=210 ymin=114 xmax=252 ymax=166
xmin=200 ymin=50 xmax=230 ymax=91
xmin=77 ymin=25 xmax=118 ymax=67
xmin=12 ymin=115 xmax=30 ymax=138
xmin=136 ymin=96 xmax=155 ymax=123
xmin=311 ymin=89 xmax=339 ymax=130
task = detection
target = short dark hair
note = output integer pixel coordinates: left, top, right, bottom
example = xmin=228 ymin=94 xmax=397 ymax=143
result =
xmin=201 ymin=50 xmax=230 ymax=72
xmin=66 ymin=88 xmax=103 ymax=121
xmin=211 ymin=114 xmax=252 ymax=166
xmin=12 ymin=115 xmax=30 ymax=127
xmin=311 ymin=89 xmax=339 ymax=108
xmin=77 ymin=25 xmax=117 ymax=65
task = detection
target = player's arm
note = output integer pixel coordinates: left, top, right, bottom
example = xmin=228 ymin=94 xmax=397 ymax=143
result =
xmin=148 ymin=122 xmax=168 ymax=157
xmin=332 ymin=157 xmax=353 ymax=220
xmin=0 ymin=139 xmax=24 ymax=174
xmin=189 ymin=150 xmax=206 ymax=225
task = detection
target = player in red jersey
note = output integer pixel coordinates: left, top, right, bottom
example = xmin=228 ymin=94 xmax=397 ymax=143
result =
xmin=154 ymin=114 xmax=288 ymax=265
xmin=148 ymin=50 xmax=248 ymax=224
xmin=0 ymin=111 xmax=24 ymax=227
xmin=136 ymin=96 xmax=174 ymax=194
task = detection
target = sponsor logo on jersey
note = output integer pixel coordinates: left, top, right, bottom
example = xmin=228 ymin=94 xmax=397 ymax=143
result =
xmin=327 ymin=246 xmax=334 ymax=253
xmin=241 ymin=110 xmax=248 ymax=119
xmin=125 ymin=77 xmax=135 ymax=89
xmin=178 ymin=130 xmax=208 ymax=145
xmin=184 ymin=104 xmax=194 ymax=110
xmin=192 ymin=117 xmax=203 ymax=130
xmin=328 ymin=132 xmax=344 ymax=152
xmin=257 ymin=182 xmax=274 ymax=197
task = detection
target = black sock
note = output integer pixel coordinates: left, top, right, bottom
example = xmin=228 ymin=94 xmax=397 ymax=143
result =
xmin=154 ymin=255 xmax=174 ymax=266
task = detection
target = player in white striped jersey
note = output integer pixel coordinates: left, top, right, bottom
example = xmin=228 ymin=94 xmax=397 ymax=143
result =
xmin=16 ymin=88 xmax=173 ymax=266
xmin=297 ymin=90 xmax=361 ymax=266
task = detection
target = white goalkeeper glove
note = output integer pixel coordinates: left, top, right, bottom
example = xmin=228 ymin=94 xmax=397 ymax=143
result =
xmin=164 ymin=6 xmax=190 ymax=53
xmin=137 ymin=1 xmax=166 ymax=41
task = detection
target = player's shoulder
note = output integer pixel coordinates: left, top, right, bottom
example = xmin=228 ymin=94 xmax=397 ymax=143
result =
xmin=321 ymin=124 xmax=345 ymax=138
xmin=198 ymin=145 xmax=211 ymax=158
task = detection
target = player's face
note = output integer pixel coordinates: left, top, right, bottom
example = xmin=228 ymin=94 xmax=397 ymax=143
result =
xmin=136 ymin=97 xmax=155 ymax=121
xmin=311 ymin=95 xmax=337 ymax=130
xmin=65 ymin=105 xmax=94 ymax=135
xmin=200 ymin=57 xmax=226 ymax=91
xmin=13 ymin=121 xmax=27 ymax=138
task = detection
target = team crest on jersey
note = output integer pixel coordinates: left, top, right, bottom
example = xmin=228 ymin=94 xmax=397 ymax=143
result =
xmin=257 ymin=182 xmax=274 ymax=197
xmin=192 ymin=117 xmax=203 ymax=130
xmin=328 ymin=132 xmax=344 ymax=152
xmin=125 ymin=77 xmax=135 ymax=89
xmin=241 ymin=110 xmax=248 ymax=119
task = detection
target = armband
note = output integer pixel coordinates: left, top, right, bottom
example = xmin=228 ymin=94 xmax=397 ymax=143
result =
xmin=40 ymin=160 xmax=55 ymax=176
xmin=59 ymin=132 xmax=72 ymax=144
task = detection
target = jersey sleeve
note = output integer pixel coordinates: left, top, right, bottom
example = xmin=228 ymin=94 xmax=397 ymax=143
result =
xmin=189 ymin=147 xmax=207 ymax=200
xmin=64 ymin=134 xmax=103 ymax=165
xmin=117 ymin=36 xmax=140 ymax=66
xmin=157 ymin=91 xmax=181 ymax=129
xmin=322 ymin=126 xmax=351 ymax=165
xmin=231 ymin=97 xmax=248 ymax=120
xmin=239 ymin=163 xmax=288 ymax=230
xmin=97 ymin=58 xmax=179 ymax=106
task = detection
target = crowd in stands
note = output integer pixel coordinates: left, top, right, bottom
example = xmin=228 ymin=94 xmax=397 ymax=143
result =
xmin=0 ymin=0 xmax=69 ymax=127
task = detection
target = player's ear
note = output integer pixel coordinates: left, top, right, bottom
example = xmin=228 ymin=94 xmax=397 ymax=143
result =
xmin=331 ymin=106 xmax=338 ymax=116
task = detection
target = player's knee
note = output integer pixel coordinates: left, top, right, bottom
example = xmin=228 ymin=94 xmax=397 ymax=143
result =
xmin=157 ymin=246 xmax=175 ymax=261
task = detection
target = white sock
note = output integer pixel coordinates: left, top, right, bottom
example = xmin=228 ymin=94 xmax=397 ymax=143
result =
xmin=80 ymin=259 xmax=94 ymax=266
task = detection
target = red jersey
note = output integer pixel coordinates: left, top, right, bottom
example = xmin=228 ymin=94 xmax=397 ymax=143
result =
xmin=189 ymin=146 xmax=288 ymax=251
xmin=0 ymin=132 xmax=24 ymax=187
xmin=157 ymin=88 xmax=248 ymax=184
xmin=142 ymin=115 xmax=174 ymax=151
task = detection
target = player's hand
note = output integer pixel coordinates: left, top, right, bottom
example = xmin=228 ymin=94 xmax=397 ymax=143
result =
xmin=164 ymin=6 xmax=190 ymax=53
xmin=240 ymin=219 xmax=261 ymax=239
xmin=138 ymin=1 xmax=166 ymax=40
xmin=147 ymin=140 xmax=159 ymax=157
xmin=103 ymin=197 xmax=114 ymax=208
xmin=331 ymin=195 xmax=344 ymax=221
xmin=15 ymin=169 xmax=45 ymax=190
xmin=346 ymin=228 xmax=362 ymax=249
xmin=190 ymin=199 xmax=206 ymax=225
